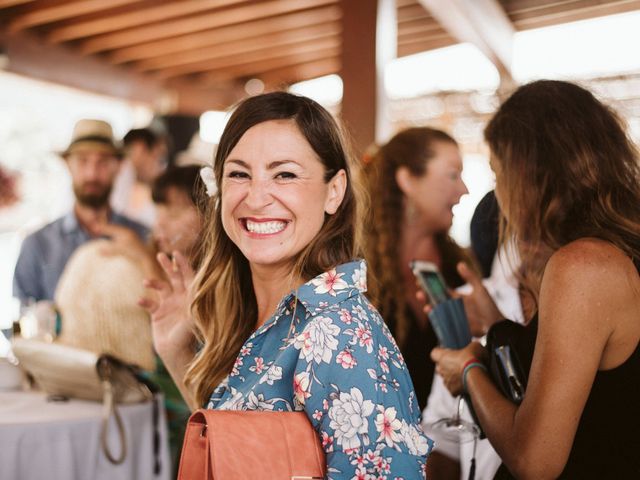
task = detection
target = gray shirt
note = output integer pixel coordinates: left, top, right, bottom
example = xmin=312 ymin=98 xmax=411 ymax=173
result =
xmin=13 ymin=211 xmax=148 ymax=304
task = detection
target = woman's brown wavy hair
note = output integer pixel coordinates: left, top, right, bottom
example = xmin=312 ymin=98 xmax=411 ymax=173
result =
xmin=186 ymin=92 xmax=364 ymax=406
xmin=363 ymin=127 xmax=474 ymax=346
xmin=485 ymin=80 xmax=640 ymax=298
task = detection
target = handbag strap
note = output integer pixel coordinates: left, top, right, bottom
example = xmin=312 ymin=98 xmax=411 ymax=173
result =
xmin=98 ymin=357 xmax=128 ymax=465
xmin=96 ymin=355 xmax=162 ymax=474
xmin=100 ymin=375 xmax=127 ymax=464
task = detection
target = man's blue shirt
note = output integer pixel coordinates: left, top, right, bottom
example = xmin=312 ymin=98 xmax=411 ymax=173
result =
xmin=13 ymin=210 xmax=148 ymax=304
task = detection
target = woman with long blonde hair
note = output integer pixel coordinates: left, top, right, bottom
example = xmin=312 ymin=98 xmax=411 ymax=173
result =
xmin=142 ymin=92 xmax=432 ymax=477
xmin=363 ymin=127 xmax=474 ymax=409
xmin=433 ymin=80 xmax=640 ymax=478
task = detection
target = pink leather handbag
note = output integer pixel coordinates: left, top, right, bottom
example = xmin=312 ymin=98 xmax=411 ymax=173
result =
xmin=177 ymin=409 xmax=326 ymax=480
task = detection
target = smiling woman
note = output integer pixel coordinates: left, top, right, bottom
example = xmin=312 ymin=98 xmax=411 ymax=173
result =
xmin=141 ymin=91 xmax=433 ymax=478
xmin=221 ymin=120 xmax=346 ymax=274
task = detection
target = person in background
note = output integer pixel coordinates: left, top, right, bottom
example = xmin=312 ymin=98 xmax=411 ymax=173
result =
xmin=97 ymin=165 xmax=204 ymax=478
xmin=433 ymin=80 xmax=640 ymax=479
xmin=12 ymin=119 xmax=148 ymax=306
xmin=141 ymin=92 xmax=432 ymax=477
xmin=111 ymin=127 xmax=168 ymax=227
xmin=362 ymin=127 xmax=475 ymax=410
xmin=424 ymin=190 xmax=524 ymax=480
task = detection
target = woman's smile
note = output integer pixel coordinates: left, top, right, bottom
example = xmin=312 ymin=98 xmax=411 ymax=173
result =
xmin=241 ymin=217 xmax=290 ymax=237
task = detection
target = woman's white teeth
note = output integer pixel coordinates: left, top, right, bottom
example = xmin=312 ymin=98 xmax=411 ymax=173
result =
xmin=246 ymin=220 xmax=287 ymax=234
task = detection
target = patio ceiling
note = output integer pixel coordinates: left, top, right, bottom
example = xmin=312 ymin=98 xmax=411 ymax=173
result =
xmin=1 ymin=0 xmax=638 ymax=113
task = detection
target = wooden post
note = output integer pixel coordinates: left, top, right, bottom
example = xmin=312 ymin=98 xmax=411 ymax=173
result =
xmin=340 ymin=0 xmax=396 ymax=158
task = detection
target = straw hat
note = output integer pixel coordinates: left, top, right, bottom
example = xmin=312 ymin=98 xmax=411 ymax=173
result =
xmin=60 ymin=119 xmax=123 ymax=158
xmin=55 ymin=239 xmax=155 ymax=371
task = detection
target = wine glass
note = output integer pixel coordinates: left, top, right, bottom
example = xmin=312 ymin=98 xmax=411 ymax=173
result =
xmin=426 ymin=394 xmax=480 ymax=443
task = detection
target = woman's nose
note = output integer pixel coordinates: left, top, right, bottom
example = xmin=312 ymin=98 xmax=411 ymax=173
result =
xmin=244 ymin=179 xmax=273 ymax=209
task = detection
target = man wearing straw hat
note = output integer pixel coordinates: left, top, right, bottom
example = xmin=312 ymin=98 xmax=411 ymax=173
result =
xmin=13 ymin=119 xmax=148 ymax=305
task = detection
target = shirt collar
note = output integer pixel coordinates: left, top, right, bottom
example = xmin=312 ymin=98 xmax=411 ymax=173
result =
xmin=246 ymin=260 xmax=368 ymax=341
xmin=61 ymin=211 xmax=82 ymax=234
xmin=61 ymin=208 xmax=121 ymax=234
xmin=293 ymin=259 xmax=368 ymax=311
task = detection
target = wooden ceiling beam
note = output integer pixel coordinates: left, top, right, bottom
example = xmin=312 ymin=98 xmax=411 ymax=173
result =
xmin=398 ymin=37 xmax=457 ymax=57
xmin=0 ymin=0 xmax=34 ymax=7
xmin=169 ymin=80 xmax=246 ymax=115
xmin=156 ymin=35 xmax=341 ymax=80
xmin=135 ymin=21 xmax=341 ymax=73
xmin=398 ymin=30 xmax=454 ymax=45
xmin=8 ymin=0 xmax=144 ymax=32
xmin=419 ymin=0 xmax=516 ymax=84
xmin=398 ymin=18 xmax=445 ymax=36
xmin=260 ymin=57 xmax=340 ymax=87
xmin=396 ymin=0 xmax=418 ymax=8
xmin=47 ymin=0 xmax=246 ymax=44
xmin=198 ymin=47 xmax=341 ymax=85
xmin=397 ymin=3 xmax=432 ymax=22
xmin=510 ymin=0 xmax=640 ymax=30
xmin=108 ymin=5 xmax=341 ymax=64
xmin=0 ymin=30 xmax=164 ymax=106
xmin=76 ymin=0 xmax=337 ymax=54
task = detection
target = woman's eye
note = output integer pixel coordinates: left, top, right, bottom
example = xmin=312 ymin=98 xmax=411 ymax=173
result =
xmin=275 ymin=171 xmax=297 ymax=180
xmin=227 ymin=171 xmax=249 ymax=179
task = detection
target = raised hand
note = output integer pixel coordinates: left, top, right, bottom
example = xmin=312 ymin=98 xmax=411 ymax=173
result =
xmin=456 ymin=262 xmax=504 ymax=334
xmin=139 ymin=251 xmax=196 ymax=360
xmin=431 ymin=341 xmax=487 ymax=396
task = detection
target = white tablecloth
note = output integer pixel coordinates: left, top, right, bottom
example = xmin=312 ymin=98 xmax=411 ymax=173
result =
xmin=0 ymin=390 xmax=171 ymax=480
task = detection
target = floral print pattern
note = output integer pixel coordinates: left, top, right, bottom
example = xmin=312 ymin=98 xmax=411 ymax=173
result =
xmin=208 ymin=260 xmax=432 ymax=479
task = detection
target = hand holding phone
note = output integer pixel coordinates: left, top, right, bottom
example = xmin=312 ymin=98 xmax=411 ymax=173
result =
xmin=410 ymin=260 xmax=450 ymax=306
xmin=410 ymin=260 xmax=471 ymax=349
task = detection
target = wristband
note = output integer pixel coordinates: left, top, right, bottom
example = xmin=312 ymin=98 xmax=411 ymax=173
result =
xmin=462 ymin=361 xmax=487 ymax=394
xmin=462 ymin=357 xmax=481 ymax=372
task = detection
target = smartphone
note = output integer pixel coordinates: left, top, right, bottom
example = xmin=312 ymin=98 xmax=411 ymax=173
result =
xmin=410 ymin=260 xmax=451 ymax=306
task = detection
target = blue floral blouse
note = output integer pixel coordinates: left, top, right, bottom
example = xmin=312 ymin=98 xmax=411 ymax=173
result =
xmin=207 ymin=260 xmax=433 ymax=479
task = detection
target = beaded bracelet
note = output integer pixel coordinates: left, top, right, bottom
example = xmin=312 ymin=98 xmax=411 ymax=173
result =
xmin=462 ymin=359 xmax=487 ymax=394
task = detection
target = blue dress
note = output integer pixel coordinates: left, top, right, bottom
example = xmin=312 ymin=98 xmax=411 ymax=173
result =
xmin=207 ymin=260 xmax=433 ymax=479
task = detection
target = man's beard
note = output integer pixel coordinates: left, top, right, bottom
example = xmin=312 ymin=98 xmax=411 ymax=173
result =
xmin=73 ymin=183 xmax=112 ymax=208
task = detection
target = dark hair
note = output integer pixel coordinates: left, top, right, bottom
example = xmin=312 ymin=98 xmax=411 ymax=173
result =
xmin=485 ymin=79 xmax=640 ymax=295
xmin=187 ymin=91 xmax=364 ymax=405
xmin=151 ymin=166 xmax=202 ymax=206
xmin=470 ymin=190 xmax=500 ymax=278
xmin=363 ymin=127 xmax=473 ymax=345
xmin=123 ymin=128 xmax=159 ymax=150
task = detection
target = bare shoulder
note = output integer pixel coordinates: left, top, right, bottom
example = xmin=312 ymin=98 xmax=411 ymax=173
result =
xmin=545 ymin=238 xmax=637 ymax=285
xmin=541 ymin=238 xmax=640 ymax=327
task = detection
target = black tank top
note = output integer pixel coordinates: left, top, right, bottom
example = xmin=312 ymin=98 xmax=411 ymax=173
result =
xmin=496 ymin=258 xmax=640 ymax=479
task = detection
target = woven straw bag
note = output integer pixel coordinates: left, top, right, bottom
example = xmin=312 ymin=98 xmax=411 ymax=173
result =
xmin=55 ymin=239 xmax=155 ymax=371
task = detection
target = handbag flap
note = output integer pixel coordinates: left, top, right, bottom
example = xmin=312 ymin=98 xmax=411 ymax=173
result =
xmin=183 ymin=409 xmax=326 ymax=480
xmin=177 ymin=411 xmax=211 ymax=480
xmin=12 ymin=338 xmax=149 ymax=403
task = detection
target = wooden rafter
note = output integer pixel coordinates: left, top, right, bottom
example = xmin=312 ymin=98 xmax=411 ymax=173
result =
xmin=199 ymin=46 xmax=341 ymax=85
xmin=8 ymin=0 xmax=145 ymax=32
xmin=0 ymin=0 xmax=33 ymax=7
xmin=76 ymin=0 xmax=337 ymax=54
xmin=399 ymin=18 xmax=446 ymax=36
xmin=260 ymin=57 xmax=341 ymax=87
xmin=135 ymin=21 xmax=342 ymax=73
xmin=398 ymin=36 xmax=456 ymax=57
xmin=109 ymin=6 xmax=341 ymax=64
xmin=46 ymin=0 xmax=247 ymax=44
xmin=508 ymin=0 xmax=640 ymax=30
xmin=158 ymin=35 xmax=341 ymax=79
xmin=397 ymin=3 xmax=432 ymax=22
